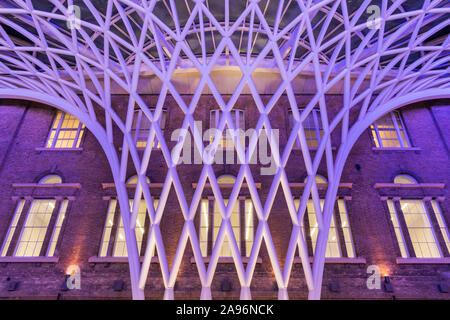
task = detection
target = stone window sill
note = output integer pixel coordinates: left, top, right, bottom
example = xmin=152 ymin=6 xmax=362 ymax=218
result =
xmin=374 ymin=183 xmax=445 ymax=189
xmin=372 ymin=147 xmax=421 ymax=152
xmin=396 ymin=257 xmax=450 ymax=264
xmin=190 ymin=256 xmax=262 ymax=264
xmin=192 ymin=183 xmax=262 ymax=189
xmin=292 ymin=146 xmax=337 ymax=151
xmin=102 ymin=182 xmax=164 ymax=189
xmin=35 ymin=147 xmax=83 ymax=152
xmin=288 ymin=182 xmax=352 ymax=189
xmin=119 ymin=147 xmax=161 ymax=151
xmin=88 ymin=256 xmax=159 ymax=263
xmin=0 ymin=257 xmax=59 ymax=263
xmin=12 ymin=183 xmax=81 ymax=189
xmin=294 ymin=257 xmax=366 ymax=264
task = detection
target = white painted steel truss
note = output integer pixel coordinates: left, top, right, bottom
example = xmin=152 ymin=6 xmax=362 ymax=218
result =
xmin=0 ymin=0 xmax=449 ymax=300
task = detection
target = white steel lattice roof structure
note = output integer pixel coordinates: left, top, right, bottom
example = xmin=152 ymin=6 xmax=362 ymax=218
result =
xmin=0 ymin=0 xmax=449 ymax=300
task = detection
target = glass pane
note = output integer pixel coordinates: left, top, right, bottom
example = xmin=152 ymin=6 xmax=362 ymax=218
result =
xmin=1 ymin=200 xmax=25 ymax=257
xmin=47 ymin=200 xmax=68 ymax=257
xmin=46 ymin=112 xmax=83 ymax=149
xmin=100 ymin=199 xmax=117 ymax=256
xmin=213 ymin=199 xmax=240 ymax=257
xmin=431 ymin=201 xmax=450 ymax=253
xmin=39 ymin=175 xmax=62 ymax=184
xmin=372 ymin=112 xmax=411 ymax=148
xmin=394 ymin=175 xmax=416 ymax=184
xmin=112 ymin=199 xmax=152 ymax=257
xmin=401 ymin=200 xmax=441 ymax=258
xmin=307 ymin=200 xmax=341 ymax=257
xmin=338 ymin=200 xmax=355 ymax=258
xmin=387 ymin=200 xmax=408 ymax=258
xmin=15 ymin=200 xmax=56 ymax=257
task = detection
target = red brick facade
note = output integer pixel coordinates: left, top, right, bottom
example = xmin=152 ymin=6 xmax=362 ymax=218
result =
xmin=0 ymin=97 xmax=449 ymax=300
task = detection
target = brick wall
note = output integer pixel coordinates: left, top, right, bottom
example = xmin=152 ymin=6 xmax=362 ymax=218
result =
xmin=0 ymin=96 xmax=448 ymax=300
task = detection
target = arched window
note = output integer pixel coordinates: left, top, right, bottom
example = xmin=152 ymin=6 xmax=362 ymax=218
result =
xmin=99 ymin=175 xmax=155 ymax=258
xmin=199 ymin=175 xmax=254 ymax=258
xmin=385 ymin=174 xmax=448 ymax=258
xmin=1 ymin=174 xmax=68 ymax=257
xmin=295 ymin=175 xmax=355 ymax=258
xmin=394 ymin=174 xmax=417 ymax=184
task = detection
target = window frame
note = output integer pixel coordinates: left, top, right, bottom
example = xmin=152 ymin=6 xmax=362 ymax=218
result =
xmin=112 ymin=199 xmax=149 ymax=257
xmin=1 ymin=174 xmax=69 ymax=258
xmin=431 ymin=200 xmax=450 ymax=254
xmin=45 ymin=111 xmax=85 ymax=149
xmin=131 ymin=108 xmax=167 ymax=149
xmin=99 ymin=197 xmax=156 ymax=258
xmin=99 ymin=199 xmax=117 ymax=257
xmin=400 ymin=199 xmax=443 ymax=258
xmin=388 ymin=198 xmax=444 ymax=258
xmin=289 ymin=108 xmax=323 ymax=149
xmin=46 ymin=199 xmax=68 ymax=257
xmin=371 ymin=111 xmax=412 ymax=148
xmin=13 ymin=198 xmax=57 ymax=257
xmin=295 ymin=197 xmax=356 ymax=259
xmin=199 ymin=176 xmax=254 ymax=258
xmin=199 ymin=197 xmax=255 ymax=258
xmin=303 ymin=199 xmax=342 ymax=258
xmin=212 ymin=198 xmax=240 ymax=258
xmin=0 ymin=200 xmax=26 ymax=257
xmin=387 ymin=199 xmax=409 ymax=258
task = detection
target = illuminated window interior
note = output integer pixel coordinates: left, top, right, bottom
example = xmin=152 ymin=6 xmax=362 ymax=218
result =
xmin=401 ymin=200 xmax=441 ymax=258
xmin=39 ymin=175 xmax=62 ymax=184
xmin=302 ymin=199 xmax=340 ymax=257
xmin=199 ymin=175 xmax=254 ymax=258
xmin=431 ymin=200 xmax=450 ymax=254
xmin=394 ymin=175 xmax=417 ymax=184
xmin=1 ymin=175 xmax=67 ymax=257
xmin=99 ymin=176 xmax=155 ymax=257
xmin=386 ymin=175 xmax=446 ymax=258
xmin=113 ymin=199 xmax=151 ymax=257
xmin=213 ymin=198 xmax=240 ymax=257
xmin=199 ymin=199 xmax=209 ymax=257
xmin=46 ymin=111 xmax=85 ymax=149
xmin=295 ymin=176 xmax=355 ymax=258
xmin=126 ymin=175 xmax=151 ymax=185
xmin=387 ymin=200 xmax=408 ymax=258
xmin=46 ymin=200 xmax=68 ymax=257
xmin=304 ymin=175 xmax=327 ymax=185
xmin=370 ymin=111 xmax=411 ymax=148
xmin=1 ymin=200 xmax=25 ymax=257
xmin=388 ymin=198 xmax=442 ymax=258
xmin=15 ymin=199 xmax=56 ymax=257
